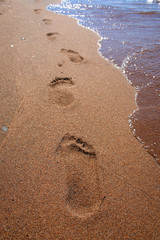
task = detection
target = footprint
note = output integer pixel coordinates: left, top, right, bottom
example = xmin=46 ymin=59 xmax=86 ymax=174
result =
xmin=46 ymin=32 xmax=59 ymax=41
xmin=61 ymin=49 xmax=84 ymax=63
xmin=34 ymin=9 xmax=42 ymax=14
xmin=42 ymin=19 xmax=52 ymax=25
xmin=48 ymin=77 xmax=74 ymax=107
xmin=50 ymin=77 xmax=74 ymax=87
xmin=55 ymin=134 xmax=102 ymax=218
xmin=52 ymin=90 xmax=74 ymax=107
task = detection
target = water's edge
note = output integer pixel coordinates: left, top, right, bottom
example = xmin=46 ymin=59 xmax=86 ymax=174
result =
xmin=46 ymin=1 xmax=160 ymax=164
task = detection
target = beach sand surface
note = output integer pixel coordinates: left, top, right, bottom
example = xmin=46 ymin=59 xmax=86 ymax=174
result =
xmin=0 ymin=0 xmax=160 ymax=239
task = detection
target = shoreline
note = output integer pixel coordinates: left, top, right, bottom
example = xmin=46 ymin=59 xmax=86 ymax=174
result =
xmin=0 ymin=0 xmax=160 ymax=239
xmin=47 ymin=1 xmax=160 ymax=164
xmin=46 ymin=2 xmax=146 ymax=164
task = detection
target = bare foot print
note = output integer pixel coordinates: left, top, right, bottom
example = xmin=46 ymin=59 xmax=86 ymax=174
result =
xmin=61 ymin=49 xmax=84 ymax=63
xmin=42 ymin=19 xmax=52 ymax=25
xmin=48 ymin=78 xmax=74 ymax=107
xmin=50 ymin=77 xmax=74 ymax=87
xmin=55 ymin=134 xmax=102 ymax=218
xmin=53 ymin=90 xmax=74 ymax=107
xmin=34 ymin=9 xmax=42 ymax=14
xmin=46 ymin=32 xmax=59 ymax=41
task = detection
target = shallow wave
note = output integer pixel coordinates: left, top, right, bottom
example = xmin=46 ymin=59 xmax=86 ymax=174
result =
xmin=137 ymin=10 xmax=158 ymax=13
xmin=130 ymin=107 xmax=160 ymax=163
xmin=47 ymin=0 xmax=160 ymax=164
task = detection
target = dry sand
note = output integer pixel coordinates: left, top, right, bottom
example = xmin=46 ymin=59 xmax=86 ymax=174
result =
xmin=0 ymin=0 xmax=160 ymax=239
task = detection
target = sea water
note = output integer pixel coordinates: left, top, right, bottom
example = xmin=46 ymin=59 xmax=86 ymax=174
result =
xmin=47 ymin=0 xmax=160 ymax=163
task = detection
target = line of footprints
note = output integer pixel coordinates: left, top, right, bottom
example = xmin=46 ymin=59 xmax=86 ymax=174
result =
xmin=34 ymin=7 xmax=103 ymax=218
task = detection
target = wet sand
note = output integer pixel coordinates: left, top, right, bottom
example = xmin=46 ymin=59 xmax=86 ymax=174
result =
xmin=0 ymin=0 xmax=160 ymax=239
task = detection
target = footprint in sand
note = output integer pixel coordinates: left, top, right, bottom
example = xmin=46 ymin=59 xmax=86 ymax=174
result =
xmin=61 ymin=49 xmax=84 ymax=63
xmin=49 ymin=77 xmax=74 ymax=107
xmin=34 ymin=9 xmax=42 ymax=14
xmin=43 ymin=19 xmax=52 ymax=25
xmin=50 ymin=77 xmax=74 ymax=87
xmin=55 ymin=134 xmax=102 ymax=218
xmin=46 ymin=32 xmax=59 ymax=41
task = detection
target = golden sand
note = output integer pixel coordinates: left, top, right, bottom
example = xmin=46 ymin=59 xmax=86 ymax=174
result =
xmin=0 ymin=0 xmax=160 ymax=239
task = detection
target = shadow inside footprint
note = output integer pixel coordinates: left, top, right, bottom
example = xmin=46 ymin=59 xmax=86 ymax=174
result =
xmin=54 ymin=90 xmax=74 ymax=107
xmin=61 ymin=49 xmax=84 ymax=63
xmin=34 ymin=9 xmax=42 ymax=14
xmin=50 ymin=77 xmax=73 ymax=87
xmin=43 ymin=19 xmax=52 ymax=25
xmin=46 ymin=32 xmax=59 ymax=41
xmin=55 ymin=134 xmax=101 ymax=218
